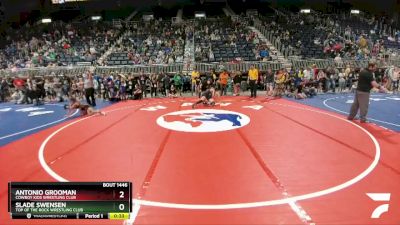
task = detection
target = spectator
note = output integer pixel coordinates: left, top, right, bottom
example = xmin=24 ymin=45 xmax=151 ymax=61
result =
xmin=233 ymin=71 xmax=242 ymax=96
xmin=191 ymin=70 xmax=200 ymax=96
xmin=295 ymin=83 xmax=307 ymax=99
xmin=208 ymin=69 xmax=217 ymax=85
xmin=259 ymin=48 xmax=269 ymax=59
xmin=265 ymin=68 xmax=275 ymax=96
xmin=168 ymin=85 xmax=178 ymax=98
xmin=149 ymin=74 xmax=158 ymax=98
xmin=44 ymin=78 xmax=55 ymax=102
xmin=163 ymin=73 xmax=171 ymax=96
xmin=386 ymin=66 xmax=399 ymax=93
xmin=297 ymin=68 xmax=304 ymax=79
xmin=248 ymin=65 xmax=259 ymax=98
xmin=53 ymin=76 xmax=63 ymax=102
xmin=10 ymin=89 xmax=23 ymax=104
xmin=334 ymin=54 xmax=342 ymax=65
xmin=173 ymin=72 xmax=183 ymax=96
xmin=133 ymin=84 xmax=142 ymax=100
xmin=0 ymin=78 xmax=10 ymax=102
xmin=119 ymin=78 xmax=127 ymax=101
xmin=317 ymin=69 xmax=326 ymax=93
xmin=338 ymin=69 xmax=346 ymax=93
xmin=219 ymin=69 xmax=229 ymax=96
xmin=274 ymin=69 xmax=286 ymax=97
xmin=303 ymin=67 xmax=312 ymax=81
xmin=227 ymin=75 xmax=233 ymax=94
xmin=138 ymin=74 xmax=147 ymax=98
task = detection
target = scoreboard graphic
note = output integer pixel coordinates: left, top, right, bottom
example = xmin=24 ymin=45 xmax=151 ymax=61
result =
xmin=51 ymin=0 xmax=89 ymax=4
xmin=8 ymin=182 xmax=132 ymax=220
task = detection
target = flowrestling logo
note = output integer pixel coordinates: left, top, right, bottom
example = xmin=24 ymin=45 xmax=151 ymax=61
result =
xmin=156 ymin=109 xmax=250 ymax=132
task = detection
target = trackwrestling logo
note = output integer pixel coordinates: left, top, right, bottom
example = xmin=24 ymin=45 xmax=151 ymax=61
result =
xmin=156 ymin=109 xmax=250 ymax=132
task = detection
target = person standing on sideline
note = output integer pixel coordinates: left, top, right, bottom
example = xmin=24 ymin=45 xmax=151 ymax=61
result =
xmin=389 ymin=66 xmax=399 ymax=94
xmin=173 ymin=72 xmax=183 ymax=96
xmin=209 ymin=69 xmax=217 ymax=86
xmin=348 ymin=61 xmax=388 ymax=123
xmin=233 ymin=71 xmax=242 ymax=96
xmin=191 ymin=69 xmax=200 ymax=96
xmin=248 ymin=65 xmax=259 ymax=98
xmin=338 ymin=69 xmax=346 ymax=93
xmin=265 ymin=68 xmax=274 ymax=96
xmin=150 ymin=74 xmax=158 ymax=98
xmin=219 ymin=69 xmax=229 ymax=96
xmin=163 ymin=73 xmax=171 ymax=97
xmin=138 ymin=74 xmax=147 ymax=98
xmin=83 ymin=72 xmax=96 ymax=106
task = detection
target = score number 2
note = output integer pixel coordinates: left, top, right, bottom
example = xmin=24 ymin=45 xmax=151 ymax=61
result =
xmin=119 ymin=191 xmax=125 ymax=211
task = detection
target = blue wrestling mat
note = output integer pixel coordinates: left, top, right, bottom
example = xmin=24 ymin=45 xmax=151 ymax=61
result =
xmin=291 ymin=93 xmax=400 ymax=132
xmin=0 ymin=101 xmax=111 ymax=146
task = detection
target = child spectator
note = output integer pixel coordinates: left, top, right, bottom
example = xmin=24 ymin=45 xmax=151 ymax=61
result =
xmin=133 ymin=84 xmax=142 ymax=100
xmin=168 ymin=85 xmax=178 ymax=98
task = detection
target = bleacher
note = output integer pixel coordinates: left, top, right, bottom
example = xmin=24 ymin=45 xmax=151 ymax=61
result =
xmin=0 ymin=21 xmax=120 ymax=68
xmin=1 ymin=5 xmax=399 ymax=72
xmin=106 ymin=21 xmax=185 ymax=66
xmin=107 ymin=52 xmax=131 ymax=66
xmin=258 ymin=10 xmax=400 ymax=61
xmin=194 ymin=19 xmax=257 ymax=62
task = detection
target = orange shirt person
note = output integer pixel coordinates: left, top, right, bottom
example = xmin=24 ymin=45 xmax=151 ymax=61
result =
xmin=219 ymin=70 xmax=229 ymax=96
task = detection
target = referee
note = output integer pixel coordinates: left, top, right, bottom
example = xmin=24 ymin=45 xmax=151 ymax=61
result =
xmin=348 ymin=61 xmax=388 ymax=123
xmin=83 ymin=72 xmax=96 ymax=107
xmin=248 ymin=65 xmax=259 ymax=98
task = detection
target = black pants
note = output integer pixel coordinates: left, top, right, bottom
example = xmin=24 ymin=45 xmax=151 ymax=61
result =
xmin=151 ymin=87 xmax=157 ymax=97
xmin=141 ymin=86 xmax=147 ymax=98
xmin=348 ymin=90 xmax=369 ymax=121
xmin=133 ymin=93 xmax=142 ymax=100
xmin=85 ymin=87 xmax=96 ymax=106
xmin=103 ymin=89 xmax=109 ymax=100
xmin=249 ymin=80 xmax=257 ymax=97
xmin=220 ymin=84 xmax=227 ymax=96
xmin=0 ymin=90 xmax=5 ymax=102
xmin=27 ymin=89 xmax=38 ymax=104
